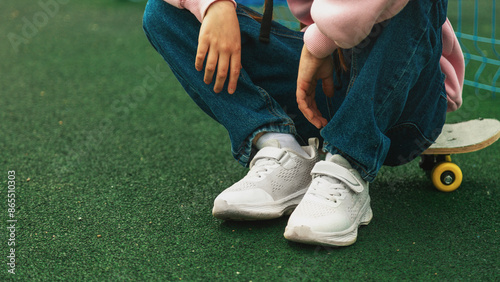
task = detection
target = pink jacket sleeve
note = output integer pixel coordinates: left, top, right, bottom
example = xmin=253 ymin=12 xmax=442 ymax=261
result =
xmin=162 ymin=0 xmax=236 ymax=22
xmin=440 ymin=19 xmax=464 ymax=112
xmin=288 ymin=0 xmax=409 ymax=58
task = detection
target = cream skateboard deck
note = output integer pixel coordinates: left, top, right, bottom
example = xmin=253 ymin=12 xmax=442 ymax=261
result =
xmin=420 ymin=118 xmax=500 ymax=192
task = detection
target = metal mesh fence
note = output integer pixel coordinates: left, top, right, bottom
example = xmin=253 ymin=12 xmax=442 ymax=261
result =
xmin=448 ymin=0 xmax=499 ymax=96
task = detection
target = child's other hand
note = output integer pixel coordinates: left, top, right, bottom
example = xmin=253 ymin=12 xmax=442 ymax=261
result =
xmin=196 ymin=1 xmax=241 ymax=94
xmin=296 ymin=45 xmax=334 ymax=129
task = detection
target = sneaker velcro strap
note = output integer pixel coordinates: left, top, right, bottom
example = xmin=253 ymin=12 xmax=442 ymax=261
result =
xmin=311 ymin=162 xmax=365 ymax=193
xmin=250 ymin=147 xmax=286 ymax=168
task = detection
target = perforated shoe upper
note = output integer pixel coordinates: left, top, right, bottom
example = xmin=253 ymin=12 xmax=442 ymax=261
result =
xmin=286 ymin=154 xmax=370 ymax=233
xmin=212 ymin=138 xmax=320 ymax=220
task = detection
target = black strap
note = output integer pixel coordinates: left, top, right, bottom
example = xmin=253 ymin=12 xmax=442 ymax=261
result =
xmin=259 ymin=0 xmax=273 ymax=43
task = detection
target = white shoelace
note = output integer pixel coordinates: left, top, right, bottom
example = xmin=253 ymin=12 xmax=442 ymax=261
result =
xmin=247 ymin=158 xmax=280 ymax=180
xmin=310 ymin=176 xmax=348 ymax=203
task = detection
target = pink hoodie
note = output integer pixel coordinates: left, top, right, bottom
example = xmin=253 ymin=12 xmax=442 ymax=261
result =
xmin=163 ymin=0 xmax=464 ymax=112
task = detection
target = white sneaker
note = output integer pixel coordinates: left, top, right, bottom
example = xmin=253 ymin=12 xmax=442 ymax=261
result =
xmin=284 ymin=154 xmax=372 ymax=246
xmin=212 ymin=138 xmax=320 ymax=220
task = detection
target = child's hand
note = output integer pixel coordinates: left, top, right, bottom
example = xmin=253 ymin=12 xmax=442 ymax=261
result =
xmin=196 ymin=1 xmax=241 ymax=94
xmin=296 ymin=45 xmax=334 ymax=129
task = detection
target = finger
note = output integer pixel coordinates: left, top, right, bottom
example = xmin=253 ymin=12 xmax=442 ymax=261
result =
xmin=227 ymin=52 xmax=241 ymax=94
xmin=300 ymin=106 xmax=324 ymax=129
xmin=314 ymin=116 xmax=328 ymax=129
xmin=322 ymin=76 xmax=335 ymax=98
xmin=204 ymin=49 xmax=218 ymax=85
xmin=301 ymin=98 xmax=326 ymax=129
xmin=311 ymin=98 xmax=324 ymax=117
xmin=213 ymin=53 xmax=230 ymax=93
xmin=309 ymin=99 xmax=328 ymax=128
xmin=296 ymin=78 xmax=315 ymax=98
xmin=297 ymin=89 xmax=327 ymax=129
xmin=298 ymin=102 xmax=317 ymax=126
xmin=297 ymin=92 xmax=316 ymax=123
xmin=195 ymin=41 xmax=209 ymax=72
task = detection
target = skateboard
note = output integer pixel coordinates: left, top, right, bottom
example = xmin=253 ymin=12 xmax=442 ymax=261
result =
xmin=420 ymin=118 xmax=500 ymax=192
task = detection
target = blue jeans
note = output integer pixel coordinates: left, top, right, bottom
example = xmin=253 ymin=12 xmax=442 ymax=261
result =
xmin=143 ymin=0 xmax=448 ymax=182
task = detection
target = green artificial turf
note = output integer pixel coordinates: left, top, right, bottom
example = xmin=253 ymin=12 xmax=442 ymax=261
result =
xmin=0 ymin=1 xmax=499 ymax=280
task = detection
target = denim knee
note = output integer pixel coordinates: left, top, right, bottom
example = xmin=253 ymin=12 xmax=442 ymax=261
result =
xmin=142 ymin=0 xmax=162 ymax=36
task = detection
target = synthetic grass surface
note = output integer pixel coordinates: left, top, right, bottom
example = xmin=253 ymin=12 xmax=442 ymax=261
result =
xmin=0 ymin=0 xmax=499 ymax=280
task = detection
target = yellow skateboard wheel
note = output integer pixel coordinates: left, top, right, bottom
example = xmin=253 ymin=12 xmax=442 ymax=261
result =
xmin=431 ymin=162 xmax=463 ymax=192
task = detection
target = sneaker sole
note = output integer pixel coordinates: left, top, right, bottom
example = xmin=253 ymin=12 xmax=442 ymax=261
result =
xmin=212 ymin=189 xmax=307 ymax=221
xmin=284 ymin=205 xmax=373 ymax=247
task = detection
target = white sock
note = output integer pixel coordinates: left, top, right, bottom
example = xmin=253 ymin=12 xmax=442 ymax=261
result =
xmin=255 ymin=133 xmax=310 ymax=158
xmin=325 ymin=152 xmax=334 ymax=161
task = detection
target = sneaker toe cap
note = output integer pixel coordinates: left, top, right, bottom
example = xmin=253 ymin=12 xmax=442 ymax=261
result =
xmin=214 ymin=188 xmax=274 ymax=205
xmin=287 ymin=211 xmax=352 ymax=233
